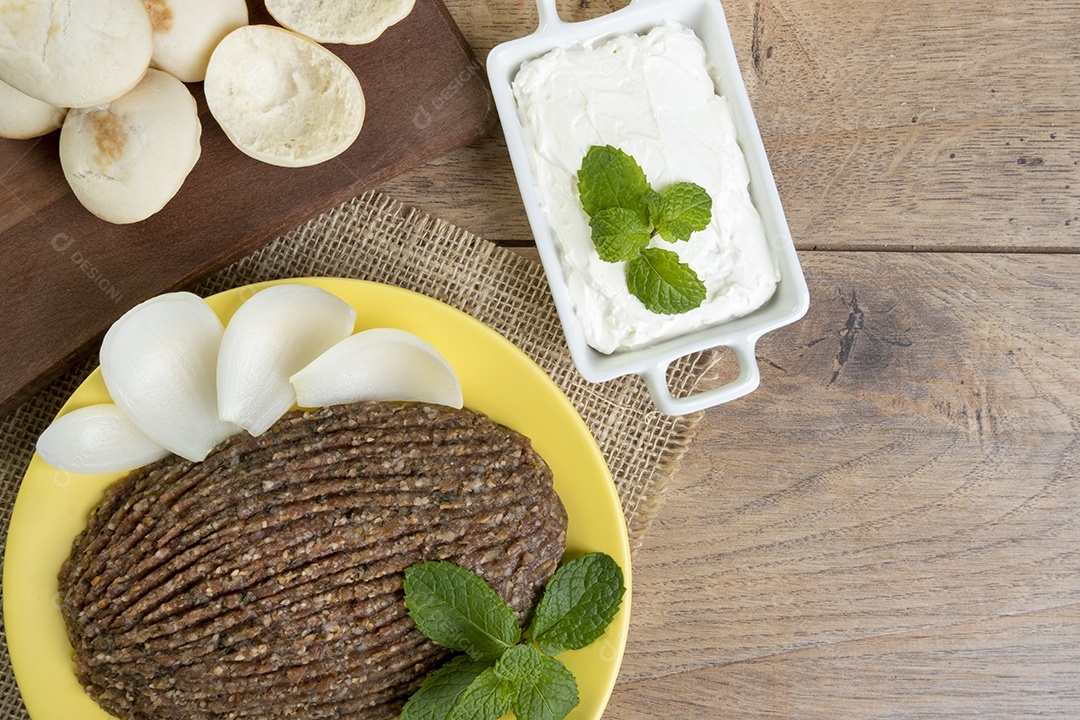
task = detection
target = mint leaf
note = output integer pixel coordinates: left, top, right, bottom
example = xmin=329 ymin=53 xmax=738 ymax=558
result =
xmin=644 ymin=188 xmax=665 ymax=228
xmin=654 ymin=182 xmax=712 ymax=242
xmin=400 ymin=656 xmax=492 ymax=720
xmin=446 ymin=666 xmax=514 ymax=720
xmin=589 ymin=207 xmax=651 ymax=262
xmin=404 ymin=561 xmax=521 ymax=660
xmin=493 ymin=644 xmax=543 ymax=684
xmin=625 ymin=248 xmax=707 ymax=315
xmin=494 ymin=645 xmax=580 ymax=720
xmin=577 ymin=145 xmax=650 ymax=222
xmin=528 ymin=553 xmax=626 ymax=657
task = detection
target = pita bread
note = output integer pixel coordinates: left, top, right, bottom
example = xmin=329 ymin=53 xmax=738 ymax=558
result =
xmin=0 ymin=0 xmax=153 ymax=108
xmin=264 ymin=0 xmax=416 ymax=45
xmin=60 ymin=69 xmax=201 ymax=224
xmin=0 ymin=78 xmax=66 ymax=139
xmin=142 ymin=0 xmax=249 ymax=82
xmin=204 ymin=25 xmax=365 ymax=168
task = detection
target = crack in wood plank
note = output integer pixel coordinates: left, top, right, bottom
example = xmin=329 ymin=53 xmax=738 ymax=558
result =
xmin=751 ymin=0 xmax=768 ymax=74
xmin=830 ymin=288 xmax=864 ymax=384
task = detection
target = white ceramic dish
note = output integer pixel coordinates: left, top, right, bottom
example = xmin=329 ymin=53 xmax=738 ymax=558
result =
xmin=487 ymin=0 xmax=809 ymax=415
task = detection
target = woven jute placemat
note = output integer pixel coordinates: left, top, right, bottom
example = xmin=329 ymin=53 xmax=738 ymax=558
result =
xmin=0 ymin=191 xmax=716 ymax=718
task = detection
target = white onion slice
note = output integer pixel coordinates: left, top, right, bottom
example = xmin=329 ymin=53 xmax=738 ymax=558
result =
xmin=290 ymin=328 xmax=463 ymax=409
xmin=35 ymin=404 xmax=170 ymax=474
xmin=217 ymin=284 xmax=356 ymax=436
xmin=101 ymin=292 xmax=238 ymax=461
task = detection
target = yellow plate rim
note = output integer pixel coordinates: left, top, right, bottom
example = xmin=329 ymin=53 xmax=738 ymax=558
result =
xmin=3 ymin=277 xmax=631 ymax=720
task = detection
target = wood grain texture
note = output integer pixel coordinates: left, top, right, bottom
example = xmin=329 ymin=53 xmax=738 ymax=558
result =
xmin=608 ymin=607 xmax=1080 ymax=718
xmin=605 ymin=250 xmax=1080 ymax=718
xmin=0 ymin=0 xmax=493 ymax=415
xmin=380 ymin=0 xmax=1080 ymax=251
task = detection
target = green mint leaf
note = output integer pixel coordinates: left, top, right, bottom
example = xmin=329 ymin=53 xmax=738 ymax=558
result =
xmin=654 ymin=182 xmax=712 ymax=242
xmin=577 ymin=145 xmax=650 ymax=222
xmin=494 ymin=645 xmax=580 ymax=720
xmin=445 ymin=666 xmax=514 ymax=720
xmin=589 ymin=207 xmax=651 ymax=262
xmin=644 ymin=188 xmax=665 ymax=228
xmin=625 ymin=248 xmax=707 ymax=315
xmin=527 ymin=553 xmax=626 ymax=657
xmin=400 ymin=656 xmax=492 ymax=720
xmin=404 ymin=561 xmax=521 ymax=661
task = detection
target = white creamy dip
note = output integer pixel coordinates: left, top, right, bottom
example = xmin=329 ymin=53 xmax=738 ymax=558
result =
xmin=512 ymin=22 xmax=779 ymax=354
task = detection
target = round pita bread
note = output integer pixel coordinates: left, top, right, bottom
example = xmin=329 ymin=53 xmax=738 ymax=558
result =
xmin=143 ymin=0 xmax=249 ymax=82
xmin=0 ymin=0 xmax=153 ymax=108
xmin=204 ymin=25 xmax=365 ymax=168
xmin=264 ymin=0 xmax=416 ymax=45
xmin=60 ymin=69 xmax=201 ymax=224
xmin=0 ymin=79 xmax=66 ymax=139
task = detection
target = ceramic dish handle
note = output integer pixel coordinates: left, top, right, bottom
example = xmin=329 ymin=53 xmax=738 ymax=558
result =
xmin=641 ymin=339 xmax=760 ymax=415
xmin=535 ymin=0 xmax=647 ymax=30
xmin=535 ymin=0 xmax=564 ymax=30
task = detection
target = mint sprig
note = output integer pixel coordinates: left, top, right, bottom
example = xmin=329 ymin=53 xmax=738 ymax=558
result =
xmin=577 ymin=145 xmax=711 ymax=315
xmin=402 ymin=553 xmax=625 ymax=720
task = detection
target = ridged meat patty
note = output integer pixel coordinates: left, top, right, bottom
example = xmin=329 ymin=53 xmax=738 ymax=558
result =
xmin=58 ymin=401 xmax=568 ymax=720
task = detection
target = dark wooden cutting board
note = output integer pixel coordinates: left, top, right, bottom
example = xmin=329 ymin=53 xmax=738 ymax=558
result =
xmin=0 ymin=0 xmax=494 ymax=416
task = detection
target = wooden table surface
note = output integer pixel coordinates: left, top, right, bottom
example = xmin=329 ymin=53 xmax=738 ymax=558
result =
xmin=377 ymin=1 xmax=1080 ymax=717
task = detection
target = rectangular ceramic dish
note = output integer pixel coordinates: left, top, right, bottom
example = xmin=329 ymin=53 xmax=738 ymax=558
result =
xmin=487 ymin=0 xmax=809 ymax=415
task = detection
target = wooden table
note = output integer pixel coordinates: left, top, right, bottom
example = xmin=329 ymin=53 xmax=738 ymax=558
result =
xmin=378 ymin=1 xmax=1080 ymax=717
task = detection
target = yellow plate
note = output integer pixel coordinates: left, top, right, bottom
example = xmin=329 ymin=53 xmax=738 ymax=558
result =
xmin=3 ymin=278 xmax=631 ymax=720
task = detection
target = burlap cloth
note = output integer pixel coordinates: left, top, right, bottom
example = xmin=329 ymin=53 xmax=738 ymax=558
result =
xmin=0 ymin=191 xmax=716 ymax=718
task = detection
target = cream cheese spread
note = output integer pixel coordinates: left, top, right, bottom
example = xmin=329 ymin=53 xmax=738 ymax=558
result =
xmin=512 ymin=22 xmax=780 ymax=354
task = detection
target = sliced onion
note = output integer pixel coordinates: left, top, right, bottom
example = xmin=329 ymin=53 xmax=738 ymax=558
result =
xmin=217 ymin=284 xmax=356 ymax=436
xmin=290 ymin=328 xmax=463 ymax=409
xmin=36 ymin=404 xmax=170 ymax=474
xmin=100 ymin=292 xmax=238 ymax=461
